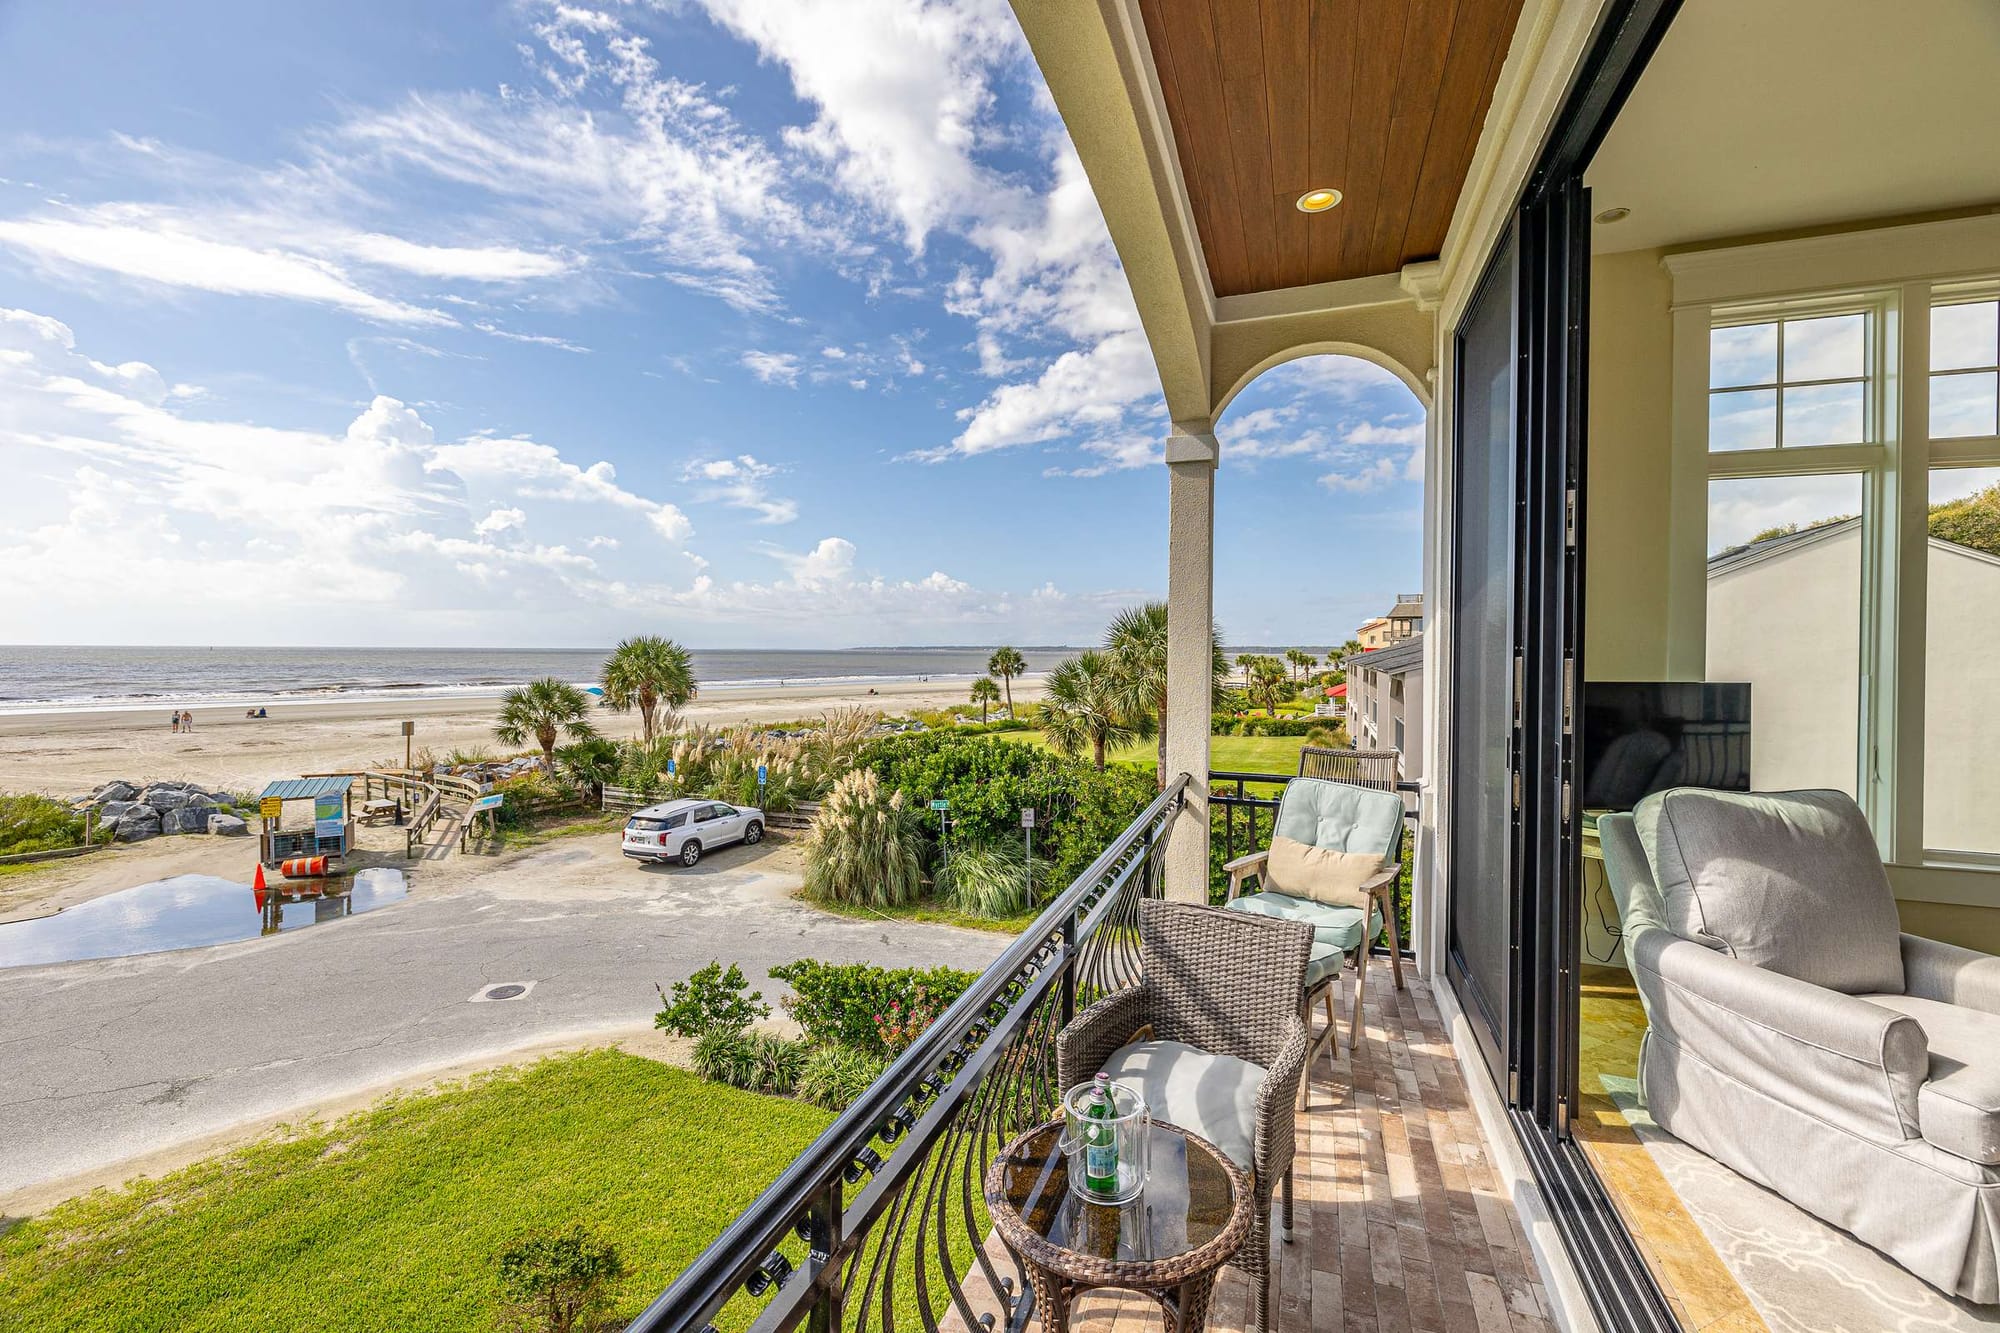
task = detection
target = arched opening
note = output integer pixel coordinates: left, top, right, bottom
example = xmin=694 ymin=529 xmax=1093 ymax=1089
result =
xmin=1207 ymin=350 xmax=1430 ymax=952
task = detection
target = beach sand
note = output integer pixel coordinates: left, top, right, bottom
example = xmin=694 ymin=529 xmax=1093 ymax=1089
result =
xmin=0 ymin=675 xmax=1045 ymax=797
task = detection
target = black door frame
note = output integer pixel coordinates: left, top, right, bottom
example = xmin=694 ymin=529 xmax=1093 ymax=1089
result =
xmin=1453 ymin=2 xmax=1685 ymax=1330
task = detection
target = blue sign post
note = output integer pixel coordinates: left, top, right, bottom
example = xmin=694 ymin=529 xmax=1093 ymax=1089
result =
xmin=756 ymin=764 xmax=768 ymax=803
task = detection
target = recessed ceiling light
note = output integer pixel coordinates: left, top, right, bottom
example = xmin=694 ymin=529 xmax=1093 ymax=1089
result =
xmin=1594 ymin=206 xmax=1631 ymax=224
xmin=1296 ymin=188 xmax=1343 ymax=214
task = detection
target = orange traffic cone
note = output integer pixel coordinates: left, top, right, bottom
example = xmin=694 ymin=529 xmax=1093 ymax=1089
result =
xmin=253 ymin=863 xmax=267 ymax=891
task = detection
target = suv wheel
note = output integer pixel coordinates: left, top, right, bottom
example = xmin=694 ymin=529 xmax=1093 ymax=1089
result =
xmin=679 ymin=839 xmax=702 ymax=868
xmin=743 ymin=820 xmax=764 ymax=845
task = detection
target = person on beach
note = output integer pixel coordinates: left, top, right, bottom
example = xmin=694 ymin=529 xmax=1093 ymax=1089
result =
xmin=170 ymin=710 xmax=180 ymax=733
xmin=181 ymin=710 xmax=194 ymax=732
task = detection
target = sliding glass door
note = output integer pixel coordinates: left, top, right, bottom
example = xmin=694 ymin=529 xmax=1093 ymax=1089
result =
xmin=1447 ymin=230 xmax=1521 ymax=1082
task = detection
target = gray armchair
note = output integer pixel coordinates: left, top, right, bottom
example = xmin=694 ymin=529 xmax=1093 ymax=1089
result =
xmin=1056 ymin=899 xmax=1313 ymax=1333
xmin=1601 ymin=787 xmax=2000 ymax=1302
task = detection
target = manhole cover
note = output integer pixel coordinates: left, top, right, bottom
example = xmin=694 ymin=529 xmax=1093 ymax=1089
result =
xmin=469 ymin=981 xmax=536 ymax=1003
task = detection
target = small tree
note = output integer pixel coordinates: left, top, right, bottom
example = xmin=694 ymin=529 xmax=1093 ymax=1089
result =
xmin=495 ymin=1225 xmax=625 ymax=1333
xmin=1249 ymin=657 xmax=1288 ymax=716
xmin=969 ymin=676 xmax=1001 ymax=723
xmin=987 ymin=646 xmax=1026 ymax=718
xmin=496 ymin=678 xmax=599 ymax=769
xmin=1041 ymin=650 xmax=1136 ymax=770
xmin=599 ymin=636 xmax=697 ymax=743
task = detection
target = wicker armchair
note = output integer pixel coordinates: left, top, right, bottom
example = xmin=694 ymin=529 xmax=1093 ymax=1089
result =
xmin=1055 ymin=900 xmax=1313 ymax=1333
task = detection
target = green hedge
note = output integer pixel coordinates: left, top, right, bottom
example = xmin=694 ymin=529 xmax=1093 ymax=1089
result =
xmin=769 ymin=960 xmax=976 ymax=1059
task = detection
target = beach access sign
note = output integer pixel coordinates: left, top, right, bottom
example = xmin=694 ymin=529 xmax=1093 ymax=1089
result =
xmin=313 ymin=795 xmax=344 ymax=840
xmin=259 ymin=796 xmax=282 ymax=820
xmin=930 ymin=799 xmax=950 ymax=811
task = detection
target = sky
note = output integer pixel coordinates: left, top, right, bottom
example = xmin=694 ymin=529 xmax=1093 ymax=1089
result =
xmin=0 ymin=0 xmax=1427 ymax=649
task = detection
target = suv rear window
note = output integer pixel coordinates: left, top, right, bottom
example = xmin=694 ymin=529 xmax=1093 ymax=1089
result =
xmin=628 ymin=813 xmax=688 ymax=832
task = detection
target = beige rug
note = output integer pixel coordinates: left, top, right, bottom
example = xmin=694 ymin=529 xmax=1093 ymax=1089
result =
xmin=1604 ymin=1079 xmax=2000 ymax=1333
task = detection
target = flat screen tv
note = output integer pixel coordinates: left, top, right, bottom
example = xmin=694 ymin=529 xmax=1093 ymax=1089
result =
xmin=1581 ymin=682 xmax=1751 ymax=811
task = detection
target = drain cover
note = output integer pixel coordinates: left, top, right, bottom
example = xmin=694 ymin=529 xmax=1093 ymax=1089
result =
xmin=469 ymin=981 xmax=536 ymax=1003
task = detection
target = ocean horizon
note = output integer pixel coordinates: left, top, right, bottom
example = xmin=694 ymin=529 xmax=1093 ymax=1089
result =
xmin=0 ymin=645 xmax=1077 ymax=715
xmin=0 ymin=641 xmax=1339 ymax=715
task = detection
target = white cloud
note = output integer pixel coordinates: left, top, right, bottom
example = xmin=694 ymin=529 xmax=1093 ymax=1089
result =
xmin=932 ymin=328 xmax=1158 ymax=460
xmin=430 ymin=434 xmax=693 ymax=541
xmin=741 ymin=349 xmax=802 ymax=385
xmin=682 ymin=454 xmax=798 ymax=524
xmin=0 ymin=214 xmax=451 ymax=325
xmin=340 ymin=232 xmax=572 ymax=281
xmin=475 ymin=506 xmax=527 ymax=535
xmin=693 ymin=0 xmax=1023 ymax=251
xmin=474 ymin=321 xmax=591 ymax=352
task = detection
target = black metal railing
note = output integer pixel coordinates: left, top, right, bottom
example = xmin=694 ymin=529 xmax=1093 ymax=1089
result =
xmin=631 ymin=774 xmax=1189 ymax=1333
xmin=1209 ymin=769 xmax=1420 ymax=959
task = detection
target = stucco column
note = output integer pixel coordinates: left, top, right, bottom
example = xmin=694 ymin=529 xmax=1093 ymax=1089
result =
xmin=1163 ymin=421 xmax=1217 ymax=903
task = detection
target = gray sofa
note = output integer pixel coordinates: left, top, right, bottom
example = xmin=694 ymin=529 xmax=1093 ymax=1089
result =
xmin=1599 ymin=788 xmax=2000 ymax=1302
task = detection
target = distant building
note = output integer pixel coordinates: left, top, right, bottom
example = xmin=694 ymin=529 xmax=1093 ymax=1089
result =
xmin=1343 ymin=633 xmax=1424 ymax=781
xmin=1706 ymin=520 xmax=2000 ymax=853
xmin=1356 ymin=593 xmax=1424 ymax=650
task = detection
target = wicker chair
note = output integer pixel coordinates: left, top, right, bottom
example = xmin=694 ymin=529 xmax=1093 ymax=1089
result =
xmin=1055 ymin=900 xmax=1313 ymax=1333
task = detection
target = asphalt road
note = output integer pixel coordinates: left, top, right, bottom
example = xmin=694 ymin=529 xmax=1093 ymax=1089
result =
xmin=0 ymin=839 xmax=1003 ymax=1202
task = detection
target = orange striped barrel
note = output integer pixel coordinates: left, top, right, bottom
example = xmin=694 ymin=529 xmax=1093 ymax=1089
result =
xmin=279 ymin=855 xmax=327 ymax=879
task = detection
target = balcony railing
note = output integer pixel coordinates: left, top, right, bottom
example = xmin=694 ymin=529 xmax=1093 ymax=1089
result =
xmin=631 ymin=774 xmax=1188 ymax=1333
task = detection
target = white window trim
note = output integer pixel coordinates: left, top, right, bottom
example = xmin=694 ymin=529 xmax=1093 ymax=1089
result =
xmin=1664 ymin=215 xmax=2000 ymax=881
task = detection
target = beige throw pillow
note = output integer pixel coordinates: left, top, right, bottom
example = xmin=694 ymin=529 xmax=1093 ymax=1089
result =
xmin=1264 ymin=836 xmax=1383 ymax=909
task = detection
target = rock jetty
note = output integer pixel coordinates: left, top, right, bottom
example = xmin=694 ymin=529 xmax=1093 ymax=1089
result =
xmin=72 ymin=780 xmax=254 ymax=842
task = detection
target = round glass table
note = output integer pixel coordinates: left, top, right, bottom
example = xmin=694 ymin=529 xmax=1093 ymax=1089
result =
xmin=983 ymin=1119 xmax=1250 ymax=1333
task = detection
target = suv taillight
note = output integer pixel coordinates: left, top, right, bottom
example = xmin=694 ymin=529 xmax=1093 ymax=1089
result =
xmin=658 ymin=833 xmax=669 ymax=846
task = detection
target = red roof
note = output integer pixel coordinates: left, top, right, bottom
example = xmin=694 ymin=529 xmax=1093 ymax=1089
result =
xmin=1329 ymin=684 xmax=1347 ymax=697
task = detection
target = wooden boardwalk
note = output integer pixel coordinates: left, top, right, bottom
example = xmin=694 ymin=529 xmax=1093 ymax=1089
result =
xmin=1059 ymin=965 xmax=1555 ymax=1333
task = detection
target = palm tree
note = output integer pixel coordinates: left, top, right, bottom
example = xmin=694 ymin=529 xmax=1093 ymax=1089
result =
xmin=495 ymin=678 xmax=600 ymax=769
xmin=987 ymin=646 xmax=1026 ymax=718
xmin=969 ymin=676 xmax=1001 ymax=723
xmin=1249 ymin=657 xmax=1288 ymax=716
xmin=600 ymin=636 xmax=697 ymax=743
xmin=1103 ymin=602 xmax=1227 ymax=784
xmin=1040 ymin=651 xmax=1137 ymax=769
xmin=1286 ymin=647 xmax=1314 ymax=682
xmin=1235 ymin=652 xmax=1258 ymax=689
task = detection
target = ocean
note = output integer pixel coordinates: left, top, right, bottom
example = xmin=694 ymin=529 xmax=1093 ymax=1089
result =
xmin=0 ymin=645 xmax=1073 ymax=714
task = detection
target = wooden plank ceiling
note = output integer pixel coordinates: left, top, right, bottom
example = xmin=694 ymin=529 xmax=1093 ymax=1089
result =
xmin=1136 ymin=0 xmax=1526 ymax=297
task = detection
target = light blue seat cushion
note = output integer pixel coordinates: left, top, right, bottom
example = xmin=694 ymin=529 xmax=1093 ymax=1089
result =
xmin=1229 ymin=892 xmax=1381 ymax=964
xmin=1273 ymin=778 xmax=1405 ymax=860
xmin=1099 ymin=1039 xmax=1263 ymax=1170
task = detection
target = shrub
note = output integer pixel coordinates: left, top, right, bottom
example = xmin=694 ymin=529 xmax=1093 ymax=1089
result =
xmin=1304 ymin=726 xmax=1342 ymax=748
xmin=796 ymin=1044 xmax=888 ymax=1112
xmin=934 ymin=844 xmax=1046 ymax=919
xmin=691 ymin=1030 xmax=806 ymax=1095
xmin=494 ymin=1224 xmax=625 ymax=1333
xmin=446 ymin=744 xmax=497 ymax=767
xmin=0 ymin=793 xmax=102 ymax=856
xmin=770 ymin=959 xmax=977 ymax=1058
xmin=801 ymin=770 xmax=926 ymax=908
xmin=861 ymin=731 xmax=1153 ymax=888
xmin=1239 ymin=715 xmax=1321 ymax=737
xmin=493 ymin=770 xmax=577 ymax=827
xmin=654 ymin=961 xmax=770 ymax=1038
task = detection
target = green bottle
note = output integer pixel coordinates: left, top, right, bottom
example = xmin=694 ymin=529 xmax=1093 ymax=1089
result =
xmin=1084 ymin=1073 xmax=1119 ymax=1196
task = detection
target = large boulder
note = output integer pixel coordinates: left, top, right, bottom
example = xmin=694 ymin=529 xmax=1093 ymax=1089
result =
xmin=140 ymin=786 xmax=195 ymax=812
xmin=92 ymin=780 xmax=139 ymax=805
xmin=114 ymin=808 xmax=162 ymax=842
xmin=208 ymin=813 xmax=249 ymax=837
xmin=98 ymin=800 xmax=141 ymax=822
xmin=162 ymin=803 xmax=220 ymax=835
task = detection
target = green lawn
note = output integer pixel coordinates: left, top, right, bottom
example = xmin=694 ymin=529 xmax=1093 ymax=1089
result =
xmin=997 ymin=729 xmax=1310 ymax=776
xmin=0 ymin=1051 xmax=830 ymax=1333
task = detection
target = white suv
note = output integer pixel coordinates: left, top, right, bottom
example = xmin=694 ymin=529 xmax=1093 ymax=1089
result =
xmin=621 ymin=798 xmax=764 ymax=868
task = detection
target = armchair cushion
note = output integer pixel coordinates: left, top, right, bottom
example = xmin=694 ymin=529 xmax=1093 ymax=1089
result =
xmin=1634 ymin=787 xmax=1903 ymax=994
xmin=1901 ymin=933 xmax=2000 ymax=1017
xmin=1264 ymin=835 xmax=1381 ymax=908
xmin=1859 ymin=993 xmax=2000 ymax=1165
xmin=1228 ymin=892 xmax=1381 ymax=956
xmin=1100 ymin=1040 xmax=1261 ymax=1171
xmin=1274 ymin=777 xmax=1405 ymax=859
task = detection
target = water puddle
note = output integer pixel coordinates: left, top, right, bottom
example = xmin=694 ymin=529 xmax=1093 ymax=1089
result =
xmin=0 ymin=868 xmax=409 ymax=968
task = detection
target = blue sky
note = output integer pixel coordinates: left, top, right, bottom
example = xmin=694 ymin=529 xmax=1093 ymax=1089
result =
xmin=0 ymin=0 xmax=1425 ymax=648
